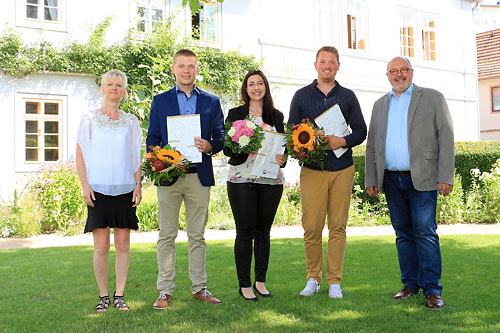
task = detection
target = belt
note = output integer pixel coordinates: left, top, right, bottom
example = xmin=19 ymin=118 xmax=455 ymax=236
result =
xmin=385 ymin=169 xmax=411 ymax=175
xmin=185 ymin=166 xmax=197 ymax=174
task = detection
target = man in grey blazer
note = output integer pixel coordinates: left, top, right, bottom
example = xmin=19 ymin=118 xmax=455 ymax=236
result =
xmin=365 ymin=56 xmax=454 ymax=310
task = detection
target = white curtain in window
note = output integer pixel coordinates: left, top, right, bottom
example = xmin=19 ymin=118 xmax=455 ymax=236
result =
xmin=45 ymin=0 xmax=58 ymax=21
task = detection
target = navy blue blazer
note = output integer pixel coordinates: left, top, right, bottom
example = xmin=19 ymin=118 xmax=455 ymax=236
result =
xmin=146 ymin=87 xmax=225 ymax=186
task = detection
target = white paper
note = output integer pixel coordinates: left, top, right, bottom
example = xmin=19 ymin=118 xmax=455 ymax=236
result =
xmin=251 ymin=130 xmax=286 ymax=179
xmin=167 ymin=114 xmax=202 ymax=163
xmin=314 ymin=104 xmax=350 ymax=158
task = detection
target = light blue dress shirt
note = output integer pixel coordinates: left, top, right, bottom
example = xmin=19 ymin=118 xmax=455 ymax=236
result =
xmin=385 ymin=83 xmax=413 ymax=171
xmin=175 ymin=84 xmax=200 ymax=115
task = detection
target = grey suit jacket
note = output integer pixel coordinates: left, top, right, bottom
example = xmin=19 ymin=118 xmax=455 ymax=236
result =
xmin=365 ymin=84 xmax=454 ymax=192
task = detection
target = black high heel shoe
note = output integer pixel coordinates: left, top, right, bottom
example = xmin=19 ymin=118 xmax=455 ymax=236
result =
xmin=239 ymin=288 xmax=259 ymax=302
xmin=253 ymin=282 xmax=273 ymax=298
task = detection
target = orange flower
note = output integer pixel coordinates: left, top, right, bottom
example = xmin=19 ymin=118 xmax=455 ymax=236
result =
xmin=292 ymin=122 xmax=315 ymax=150
xmin=156 ymin=148 xmax=181 ymax=164
xmin=146 ymin=152 xmax=156 ymax=161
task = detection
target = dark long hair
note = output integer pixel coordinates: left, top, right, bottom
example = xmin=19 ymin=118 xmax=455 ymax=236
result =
xmin=240 ymin=70 xmax=278 ymax=125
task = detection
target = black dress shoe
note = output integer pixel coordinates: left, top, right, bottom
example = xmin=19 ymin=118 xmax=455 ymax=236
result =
xmin=239 ymin=288 xmax=258 ymax=302
xmin=253 ymin=283 xmax=273 ymax=298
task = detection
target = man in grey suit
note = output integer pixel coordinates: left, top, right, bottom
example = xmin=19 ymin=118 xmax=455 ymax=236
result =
xmin=365 ymin=56 xmax=454 ymax=310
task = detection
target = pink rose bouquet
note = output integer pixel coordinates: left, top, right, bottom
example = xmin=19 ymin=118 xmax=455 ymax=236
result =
xmin=224 ymin=118 xmax=265 ymax=154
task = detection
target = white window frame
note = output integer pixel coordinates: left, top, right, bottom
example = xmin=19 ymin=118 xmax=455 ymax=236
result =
xmin=130 ymin=0 xmax=166 ymax=34
xmin=398 ymin=8 xmax=416 ymax=58
xmin=15 ymin=93 xmax=68 ymax=173
xmin=191 ymin=1 xmax=221 ymax=45
xmin=420 ymin=13 xmax=437 ymax=62
xmin=492 ymin=86 xmax=500 ymax=113
xmin=397 ymin=7 xmax=440 ymax=63
xmin=314 ymin=0 xmax=339 ymax=47
xmin=343 ymin=0 xmax=368 ymax=51
xmin=15 ymin=0 xmax=67 ymax=32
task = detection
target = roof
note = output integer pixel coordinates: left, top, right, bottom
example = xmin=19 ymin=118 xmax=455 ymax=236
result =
xmin=477 ymin=28 xmax=500 ymax=80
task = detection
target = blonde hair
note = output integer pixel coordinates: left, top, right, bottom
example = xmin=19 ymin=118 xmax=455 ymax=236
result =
xmin=101 ymin=69 xmax=128 ymax=89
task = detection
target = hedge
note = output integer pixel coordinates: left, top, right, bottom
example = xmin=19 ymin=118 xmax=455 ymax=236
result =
xmin=352 ymin=141 xmax=500 ymax=199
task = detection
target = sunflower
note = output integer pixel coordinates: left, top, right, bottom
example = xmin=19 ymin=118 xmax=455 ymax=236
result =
xmin=156 ymin=148 xmax=182 ymax=164
xmin=292 ymin=122 xmax=315 ymax=150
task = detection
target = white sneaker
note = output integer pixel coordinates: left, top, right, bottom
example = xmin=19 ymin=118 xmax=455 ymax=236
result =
xmin=299 ymin=278 xmax=320 ymax=296
xmin=328 ymin=284 xmax=343 ymax=299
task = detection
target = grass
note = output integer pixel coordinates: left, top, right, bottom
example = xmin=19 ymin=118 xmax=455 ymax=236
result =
xmin=1 ymin=235 xmax=500 ymax=332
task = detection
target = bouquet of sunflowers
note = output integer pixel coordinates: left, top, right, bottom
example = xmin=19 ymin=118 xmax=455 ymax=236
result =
xmin=285 ymin=119 xmax=330 ymax=168
xmin=142 ymin=145 xmax=190 ymax=185
xmin=224 ymin=118 xmax=265 ymax=154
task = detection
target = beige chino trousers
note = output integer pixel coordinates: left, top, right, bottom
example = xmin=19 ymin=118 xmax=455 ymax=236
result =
xmin=300 ymin=165 xmax=355 ymax=285
xmin=156 ymin=173 xmax=210 ymax=294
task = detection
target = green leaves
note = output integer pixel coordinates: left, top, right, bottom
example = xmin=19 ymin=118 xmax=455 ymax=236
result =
xmin=182 ymin=0 xmax=224 ymax=14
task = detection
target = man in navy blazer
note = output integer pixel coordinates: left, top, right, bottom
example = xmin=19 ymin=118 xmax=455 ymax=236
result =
xmin=147 ymin=49 xmax=224 ymax=308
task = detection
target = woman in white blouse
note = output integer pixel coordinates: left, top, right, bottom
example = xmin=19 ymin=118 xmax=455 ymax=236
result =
xmin=76 ymin=70 xmax=142 ymax=312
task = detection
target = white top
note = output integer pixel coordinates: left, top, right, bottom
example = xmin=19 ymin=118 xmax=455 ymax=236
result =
xmin=76 ymin=110 xmax=142 ymax=196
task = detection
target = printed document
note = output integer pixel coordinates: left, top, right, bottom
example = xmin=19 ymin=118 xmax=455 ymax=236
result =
xmin=251 ymin=130 xmax=286 ymax=179
xmin=167 ymin=114 xmax=202 ymax=163
xmin=315 ymin=104 xmax=350 ymax=158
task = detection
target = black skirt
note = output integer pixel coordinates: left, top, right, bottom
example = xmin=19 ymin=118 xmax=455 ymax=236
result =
xmin=84 ymin=191 xmax=139 ymax=233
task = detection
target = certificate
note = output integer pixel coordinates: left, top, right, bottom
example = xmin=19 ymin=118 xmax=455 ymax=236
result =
xmin=167 ymin=114 xmax=202 ymax=163
xmin=315 ymin=104 xmax=350 ymax=158
xmin=251 ymin=130 xmax=286 ymax=179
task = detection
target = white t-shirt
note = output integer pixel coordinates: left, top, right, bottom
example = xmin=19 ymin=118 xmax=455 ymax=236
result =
xmin=76 ymin=110 xmax=142 ymax=196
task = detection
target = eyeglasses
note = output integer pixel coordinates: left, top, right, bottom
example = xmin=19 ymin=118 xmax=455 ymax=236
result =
xmin=387 ymin=67 xmax=411 ymax=75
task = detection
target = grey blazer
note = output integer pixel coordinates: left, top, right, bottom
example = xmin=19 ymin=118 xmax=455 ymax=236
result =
xmin=365 ymin=84 xmax=455 ymax=192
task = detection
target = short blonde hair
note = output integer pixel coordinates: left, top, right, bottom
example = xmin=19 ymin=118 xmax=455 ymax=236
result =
xmin=101 ymin=69 xmax=128 ymax=89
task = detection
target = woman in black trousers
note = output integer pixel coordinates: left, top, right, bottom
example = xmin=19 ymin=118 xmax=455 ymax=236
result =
xmin=224 ymin=70 xmax=286 ymax=301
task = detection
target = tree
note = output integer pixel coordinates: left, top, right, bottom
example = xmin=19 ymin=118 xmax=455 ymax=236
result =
xmin=182 ymin=0 xmax=224 ymax=13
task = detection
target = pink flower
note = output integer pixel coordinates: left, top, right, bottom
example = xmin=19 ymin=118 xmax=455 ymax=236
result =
xmin=54 ymin=195 xmax=61 ymax=201
xmin=231 ymin=119 xmax=255 ymax=143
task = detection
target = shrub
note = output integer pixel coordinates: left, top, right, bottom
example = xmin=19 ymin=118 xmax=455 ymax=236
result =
xmin=28 ymin=161 xmax=87 ymax=235
xmin=464 ymin=159 xmax=500 ymax=223
xmin=437 ymin=173 xmax=466 ymax=224
xmin=353 ymin=141 xmax=500 ymax=198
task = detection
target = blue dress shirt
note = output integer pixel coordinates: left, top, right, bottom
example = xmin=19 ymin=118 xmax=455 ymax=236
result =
xmin=175 ymin=84 xmax=200 ymax=115
xmin=385 ymin=83 xmax=413 ymax=171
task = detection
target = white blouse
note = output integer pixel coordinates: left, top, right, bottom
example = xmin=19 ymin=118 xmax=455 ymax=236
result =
xmin=76 ymin=110 xmax=142 ymax=196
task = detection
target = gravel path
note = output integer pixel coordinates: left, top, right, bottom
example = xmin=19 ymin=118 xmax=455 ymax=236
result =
xmin=1 ymin=224 xmax=499 ymax=250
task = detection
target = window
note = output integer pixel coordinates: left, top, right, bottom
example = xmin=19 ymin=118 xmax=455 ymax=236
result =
xmin=316 ymin=0 xmax=336 ymax=46
xmin=398 ymin=10 xmax=416 ymax=58
xmin=345 ymin=0 xmax=366 ymax=50
xmin=135 ymin=0 xmax=164 ymax=33
xmin=493 ymin=87 xmax=500 ymax=112
xmin=192 ymin=1 xmax=218 ymax=42
xmin=421 ymin=15 xmax=436 ymax=61
xmin=22 ymin=99 xmax=62 ymax=163
xmin=25 ymin=0 xmax=59 ymax=22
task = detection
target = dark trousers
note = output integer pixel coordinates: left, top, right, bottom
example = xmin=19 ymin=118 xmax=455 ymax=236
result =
xmin=383 ymin=171 xmax=442 ymax=296
xmin=227 ymin=182 xmax=283 ymax=288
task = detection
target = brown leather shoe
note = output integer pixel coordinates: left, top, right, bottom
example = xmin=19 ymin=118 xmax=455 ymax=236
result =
xmin=153 ymin=292 xmax=173 ymax=309
xmin=394 ymin=286 xmax=419 ymax=300
xmin=426 ymin=294 xmax=445 ymax=310
xmin=193 ymin=288 xmax=221 ymax=304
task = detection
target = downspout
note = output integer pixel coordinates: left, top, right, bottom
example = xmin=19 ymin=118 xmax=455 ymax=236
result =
xmin=471 ymin=0 xmax=481 ymax=140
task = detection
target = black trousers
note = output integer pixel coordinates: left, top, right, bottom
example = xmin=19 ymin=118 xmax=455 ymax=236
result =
xmin=227 ymin=182 xmax=283 ymax=288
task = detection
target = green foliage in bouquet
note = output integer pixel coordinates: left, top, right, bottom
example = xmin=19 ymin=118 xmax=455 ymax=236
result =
xmin=285 ymin=120 xmax=330 ymax=169
xmin=142 ymin=145 xmax=189 ymax=185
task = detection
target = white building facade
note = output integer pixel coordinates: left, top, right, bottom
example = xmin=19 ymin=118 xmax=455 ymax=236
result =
xmin=0 ymin=0 xmax=481 ymax=200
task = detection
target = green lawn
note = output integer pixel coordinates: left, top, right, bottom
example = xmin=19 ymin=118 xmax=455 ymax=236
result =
xmin=1 ymin=235 xmax=499 ymax=332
